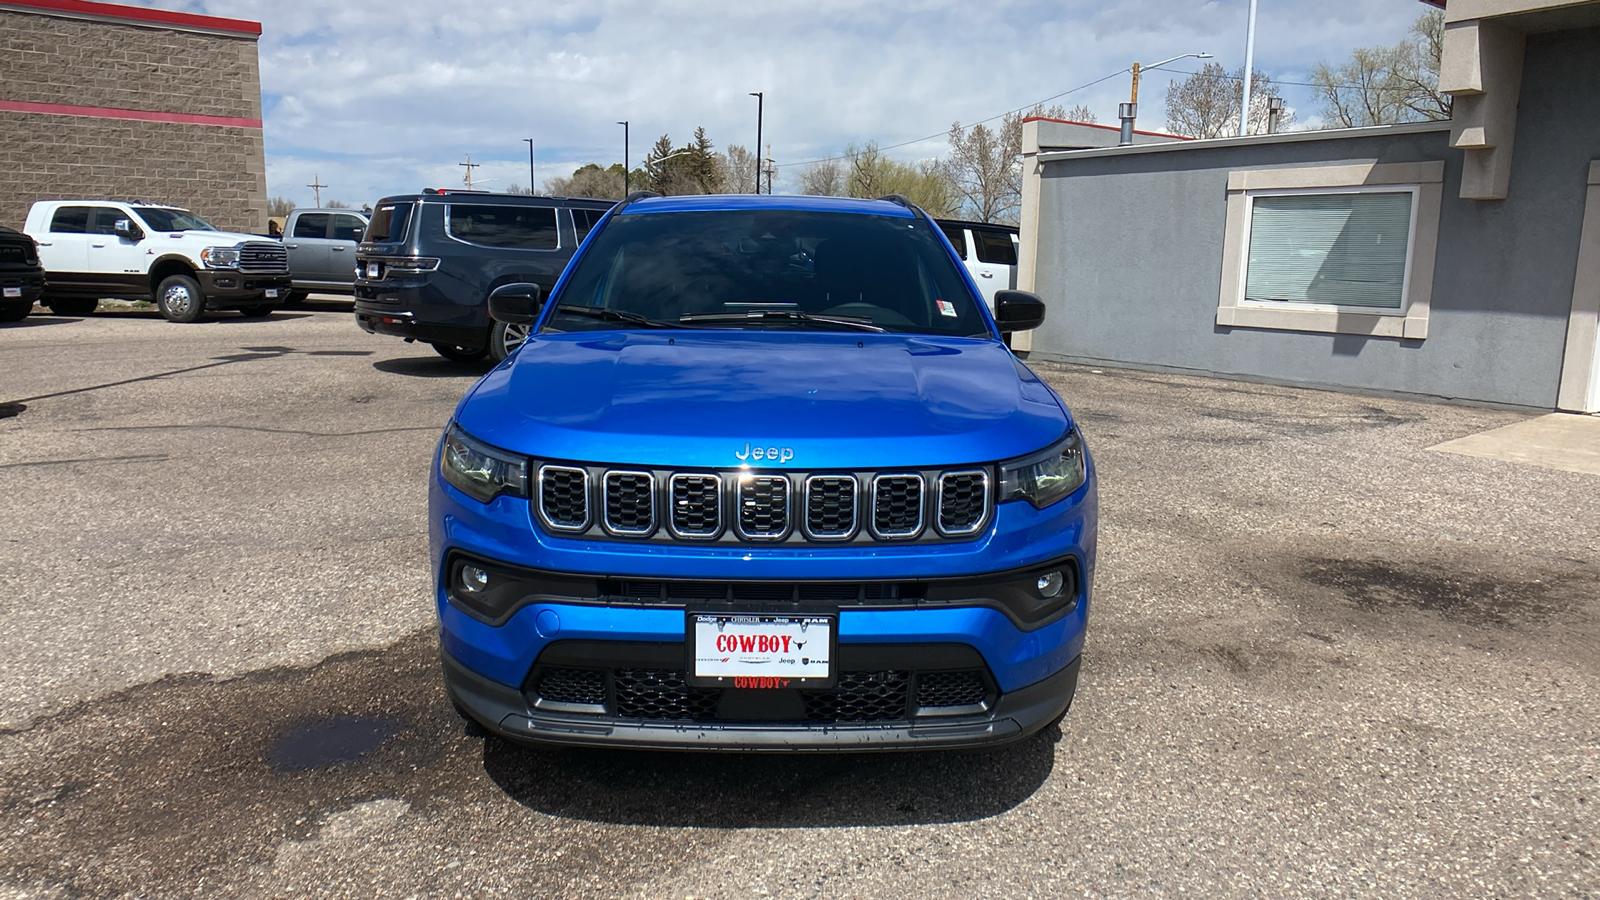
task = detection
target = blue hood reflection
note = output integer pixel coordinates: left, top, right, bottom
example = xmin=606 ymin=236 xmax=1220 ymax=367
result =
xmin=456 ymin=331 xmax=1070 ymax=469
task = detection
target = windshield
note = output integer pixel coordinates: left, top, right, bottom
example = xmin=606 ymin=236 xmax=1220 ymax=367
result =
xmin=132 ymin=207 xmax=218 ymax=232
xmin=543 ymin=209 xmax=991 ymax=337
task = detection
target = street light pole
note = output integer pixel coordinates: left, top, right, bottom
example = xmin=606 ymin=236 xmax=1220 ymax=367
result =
xmin=749 ymin=92 xmax=763 ymax=194
xmin=617 ymin=121 xmax=629 ymax=195
xmin=1119 ymin=52 xmax=1211 ymax=145
xmin=1239 ymin=0 xmax=1258 ymax=137
xmin=522 ymin=138 xmax=535 ymax=195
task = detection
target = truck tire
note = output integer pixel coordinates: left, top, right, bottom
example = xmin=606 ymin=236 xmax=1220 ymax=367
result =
xmin=0 ymin=300 xmax=31 ymax=322
xmin=44 ymin=297 xmax=97 ymax=317
xmin=238 ymin=305 xmax=274 ymax=318
xmin=432 ymin=342 xmax=487 ymax=362
xmin=156 ymin=274 xmax=206 ymax=323
xmin=487 ymin=320 xmax=532 ymax=362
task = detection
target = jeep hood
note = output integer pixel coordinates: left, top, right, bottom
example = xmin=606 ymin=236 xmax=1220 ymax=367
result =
xmin=457 ymin=332 xmax=1071 ymax=470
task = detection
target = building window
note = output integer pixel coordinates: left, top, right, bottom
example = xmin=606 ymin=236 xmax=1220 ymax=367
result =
xmin=1217 ymin=161 xmax=1443 ymax=339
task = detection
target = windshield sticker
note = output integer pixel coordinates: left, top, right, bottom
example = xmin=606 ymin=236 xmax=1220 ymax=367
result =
xmin=936 ymin=299 xmax=957 ymax=317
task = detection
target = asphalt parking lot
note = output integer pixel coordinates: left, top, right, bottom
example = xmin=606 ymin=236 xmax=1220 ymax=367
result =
xmin=1 ymin=302 xmax=1596 ymax=898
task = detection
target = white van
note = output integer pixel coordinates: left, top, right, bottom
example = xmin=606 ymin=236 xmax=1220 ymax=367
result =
xmin=935 ymin=219 xmax=1019 ymax=313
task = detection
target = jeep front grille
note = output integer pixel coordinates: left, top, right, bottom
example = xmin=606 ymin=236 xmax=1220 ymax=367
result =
xmin=871 ymin=474 xmax=925 ymax=539
xmin=603 ymin=471 xmax=655 ymax=535
xmin=237 ymin=241 xmax=289 ymax=274
xmin=538 ymin=465 xmax=589 ymax=532
xmin=936 ymin=470 xmax=989 ymax=536
xmin=804 ymin=475 xmax=857 ymax=540
xmin=669 ymin=474 xmax=721 ymax=538
xmin=736 ymin=474 xmax=790 ymax=540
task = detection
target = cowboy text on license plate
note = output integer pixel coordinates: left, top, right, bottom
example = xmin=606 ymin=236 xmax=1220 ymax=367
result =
xmin=690 ymin=614 xmax=833 ymax=687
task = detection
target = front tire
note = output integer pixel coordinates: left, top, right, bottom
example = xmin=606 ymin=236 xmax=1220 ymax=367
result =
xmin=0 ymin=300 xmax=31 ymax=322
xmin=156 ymin=274 xmax=206 ymax=323
xmin=432 ymin=342 xmax=487 ymax=362
xmin=44 ymin=296 xmax=97 ymax=317
xmin=238 ymin=305 xmax=274 ymax=318
xmin=487 ymin=320 xmax=531 ymax=362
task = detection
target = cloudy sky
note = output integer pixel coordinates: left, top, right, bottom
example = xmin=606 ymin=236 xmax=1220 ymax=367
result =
xmin=130 ymin=0 xmax=1426 ymax=208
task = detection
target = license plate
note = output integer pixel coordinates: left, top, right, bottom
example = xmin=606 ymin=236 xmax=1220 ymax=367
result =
xmin=366 ymin=262 xmax=380 ymax=279
xmin=1 ymin=287 xmax=19 ymax=298
xmin=689 ymin=613 xmax=834 ymax=688
xmin=265 ymin=288 xmax=278 ymax=298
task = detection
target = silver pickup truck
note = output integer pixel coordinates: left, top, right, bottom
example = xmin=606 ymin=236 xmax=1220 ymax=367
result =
xmin=281 ymin=207 xmax=369 ymax=304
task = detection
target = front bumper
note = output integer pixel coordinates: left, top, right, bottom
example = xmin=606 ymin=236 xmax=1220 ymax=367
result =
xmin=445 ymin=643 xmax=1079 ymax=751
xmin=197 ymin=271 xmax=291 ymax=305
xmin=0 ymin=270 xmax=45 ymax=304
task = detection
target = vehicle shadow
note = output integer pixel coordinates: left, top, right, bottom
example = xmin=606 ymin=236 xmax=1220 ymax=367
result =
xmin=373 ymin=356 xmax=495 ymax=378
xmin=0 ymin=316 xmax=76 ymax=329
xmin=481 ymin=728 xmax=1058 ymax=827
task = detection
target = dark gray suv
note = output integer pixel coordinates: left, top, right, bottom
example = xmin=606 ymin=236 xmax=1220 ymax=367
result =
xmin=353 ymin=190 xmax=615 ymax=361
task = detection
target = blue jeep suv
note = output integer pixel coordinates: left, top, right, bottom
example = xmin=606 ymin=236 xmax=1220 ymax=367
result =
xmin=431 ymin=193 xmax=1097 ymax=751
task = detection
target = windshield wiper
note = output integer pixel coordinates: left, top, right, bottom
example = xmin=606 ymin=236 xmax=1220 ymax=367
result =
xmin=553 ymin=304 xmax=686 ymax=329
xmin=678 ymin=310 xmax=887 ymax=332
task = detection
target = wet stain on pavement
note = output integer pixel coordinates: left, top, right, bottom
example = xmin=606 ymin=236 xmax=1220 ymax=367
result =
xmin=1299 ymin=557 xmax=1576 ymax=627
xmin=268 ymin=716 xmax=402 ymax=772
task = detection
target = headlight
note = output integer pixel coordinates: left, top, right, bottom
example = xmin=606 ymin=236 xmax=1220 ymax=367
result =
xmin=440 ymin=424 xmax=528 ymax=503
xmin=200 ymin=246 xmax=240 ymax=268
xmin=998 ymin=430 xmax=1086 ymax=509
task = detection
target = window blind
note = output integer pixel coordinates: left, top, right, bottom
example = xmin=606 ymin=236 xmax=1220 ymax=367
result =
xmin=1244 ymin=191 xmax=1412 ymax=309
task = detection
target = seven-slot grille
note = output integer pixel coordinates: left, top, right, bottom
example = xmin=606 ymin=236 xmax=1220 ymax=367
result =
xmin=603 ymin=471 xmax=655 ymax=535
xmin=533 ymin=467 xmax=988 ymax=543
xmin=737 ymin=475 xmax=790 ymax=540
xmin=237 ymin=241 xmax=289 ymax=273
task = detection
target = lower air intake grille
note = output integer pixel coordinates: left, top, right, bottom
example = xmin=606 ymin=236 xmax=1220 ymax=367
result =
xmin=613 ymin=669 xmax=720 ymax=720
xmin=539 ymin=466 xmax=589 ymax=531
xmin=802 ymin=671 xmax=910 ymax=721
xmin=916 ymin=671 xmax=988 ymax=709
xmin=534 ymin=668 xmax=607 ymax=706
xmin=872 ymin=475 xmax=924 ymax=538
xmin=737 ymin=475 xmax=790 ymax=540
xmin=604 ymin=471 xmax=655 ymax=534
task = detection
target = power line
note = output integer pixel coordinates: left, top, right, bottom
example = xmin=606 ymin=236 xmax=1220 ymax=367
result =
xmin=1163 ymin=67 xmax=1377 ymax=91
xmin=774 ymin=66 xmax=1133 ymax=169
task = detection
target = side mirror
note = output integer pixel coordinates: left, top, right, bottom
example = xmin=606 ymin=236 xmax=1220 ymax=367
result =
xmin=487 ymin=282 xmax=544 ymax=325
xmin=113 ymin=218 xmax=143 ymax=241
xmin=994 ymin=290 xmax=1046 ymax=332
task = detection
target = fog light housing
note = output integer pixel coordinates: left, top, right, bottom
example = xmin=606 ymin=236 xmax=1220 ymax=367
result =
xmin=1036 ymin=571 xmax=1065 ymax=598
xmin=460 ymin=564 xmax=489 ymax=594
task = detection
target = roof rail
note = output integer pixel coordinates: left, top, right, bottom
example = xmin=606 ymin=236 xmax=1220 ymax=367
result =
xmin=615 ymin=190 xmax=663 ymax=211
xmin=876 ymin=194 xmax=916 ymax=210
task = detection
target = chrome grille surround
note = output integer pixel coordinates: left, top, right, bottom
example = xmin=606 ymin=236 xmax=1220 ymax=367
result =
xmin=602 ymin=470 xmax=656 ymax=536
xmin=935 ymin=469 xmax=990 ymax=536
xmin=238 ymin=241 xmax=289 ymax=274
xmin=870 ymin=474 xmax=926 ymax=540
xmin=735 ymin=474 xmax=791 ymax=541
xmin=803 ymin=474 xmax=859 ymax=541
xmin=668 ymin=473 xmax=722 ymax=539
xmin=537 ymin=465 xmax=590 ymax=533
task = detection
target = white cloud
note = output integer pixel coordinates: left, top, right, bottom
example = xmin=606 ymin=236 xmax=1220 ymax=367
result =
xmin=134 ymin=0 xmax=1427 ymax=206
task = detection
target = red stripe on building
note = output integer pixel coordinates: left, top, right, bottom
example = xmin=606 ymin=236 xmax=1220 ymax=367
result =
xmin=0 ymin=99 xmax=261 ymax=128
xmin=0 ymin=0 xmax=261 ymax=35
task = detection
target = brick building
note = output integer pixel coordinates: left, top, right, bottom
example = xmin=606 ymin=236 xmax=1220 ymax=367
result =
xmin=0 ymin=0 xmax=267 ymax=234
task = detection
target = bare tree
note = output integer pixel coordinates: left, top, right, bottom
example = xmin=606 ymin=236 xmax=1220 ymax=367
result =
xmin=840 ymin=143 xmax=958 ymax=217
xmin=799 ymin=158 xmax=845 ymax=196
xmin=267 ymin=196 xmax=296 ymax=217
xmin=942 ymin=103 xmax=1064 ymax=223
xmin=1310 ymin=11 xmax=1449 ymax=127
xmin=715 ymin=144 xmax=757 ymax=193
xmin=543 ymin=163 xmax=632 ymax=200
xmin=1164 ymin=63 xmax=1287 ymax=137
xmin=325 ymin=199 xmax=351 ymax=208
xmin=1065 ymin=103 xmax=1098 ymax=124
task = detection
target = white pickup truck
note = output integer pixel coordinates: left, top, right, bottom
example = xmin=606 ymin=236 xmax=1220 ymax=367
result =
xmin=23 ymin=200 xmax=291 ymax=322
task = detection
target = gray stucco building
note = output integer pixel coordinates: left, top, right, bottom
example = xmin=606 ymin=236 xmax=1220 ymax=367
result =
xmin=1017 ymin=0 xmax=1600 ymax=413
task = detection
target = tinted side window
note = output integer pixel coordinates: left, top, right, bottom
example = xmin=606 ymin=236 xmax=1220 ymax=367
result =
xmin=293 ymin=213 xmax=331 ymax=239
xmin=365 ymin=203 xmax=413 ymax=243
xmin=938 ymin=223 xmax=968 ymax=260
xmin=572 ymin=208 xmax=605 ymax=241
xmin=86 ymin=207 xmax=123 ymax=235
xmin=331 ymin=215 xmax=365 ymax=242
xmin=448 ymin=204 xmax=558 ymax=250
xmin=50 ymin=207 xmax=91 ymax=234
xmin=973 ymin=229 xmax=1018 ymax=265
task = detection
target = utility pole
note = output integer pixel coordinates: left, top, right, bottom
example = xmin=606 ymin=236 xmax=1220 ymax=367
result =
xmin=617 ymin=121 xmax=629 ymax=195
xmin=1239 ymin=0 xmax=1258 ymax=137
xmin=306 ymin=174 xmax=327 ymax=208
xmin=749 ymin=92 xmax=763 ymax=193
xmin=459 ymin=153 xmax=481 ymax=190
xmin=522 ymin=138 xmax=535 ymax=195
xmin=764 ymin=143 xmax=775 ymax=195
